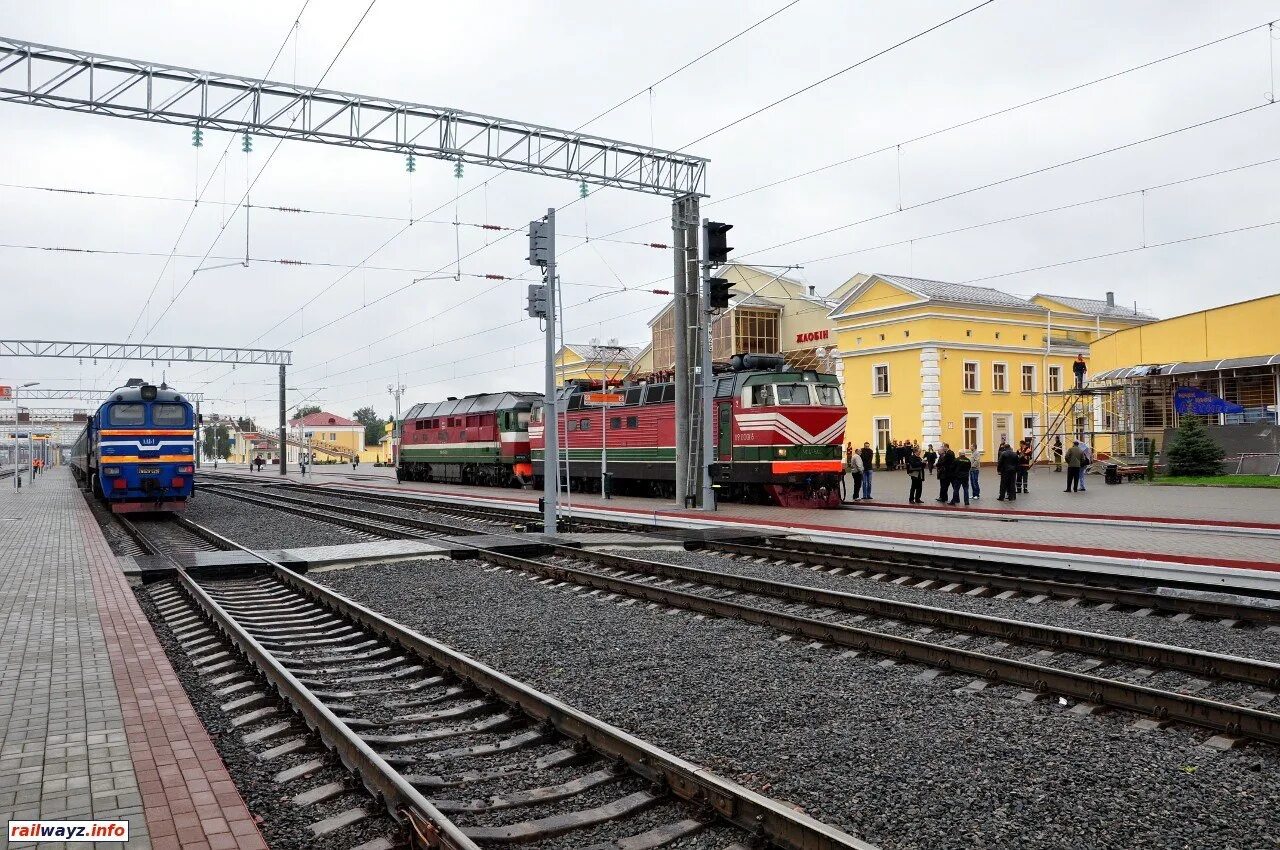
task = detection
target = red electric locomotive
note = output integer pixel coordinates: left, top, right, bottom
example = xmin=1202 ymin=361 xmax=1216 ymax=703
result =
xmin=530 ymin=355 xmax=847 ymax=507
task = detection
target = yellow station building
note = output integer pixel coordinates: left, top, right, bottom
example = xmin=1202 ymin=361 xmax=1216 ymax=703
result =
xmin=828 ymin=273 xmax=1154 ymax=460
xmin=554 ymin=342 xmax=643 ymax=385
xmin=1085 ymin=292 xmax=1280 ymax=461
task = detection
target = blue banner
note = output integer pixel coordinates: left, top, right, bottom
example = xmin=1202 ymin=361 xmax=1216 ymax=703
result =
xmin=1173 ymin=385 xmax=1243 ymax=415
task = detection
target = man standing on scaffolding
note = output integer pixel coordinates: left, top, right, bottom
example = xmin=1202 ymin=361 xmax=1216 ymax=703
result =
xmin=1073 ymin=354 xmax=1087 ymax=389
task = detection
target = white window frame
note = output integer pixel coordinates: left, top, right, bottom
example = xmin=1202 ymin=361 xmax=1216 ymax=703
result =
xmin=873 ymin=416 xmax=892 ymax=453
xmin=962 ymin=360 xmax=979 ymax=392
xmin=1047 ymin=365 xmax=1062 ymax=393
xmin=872 ymin=363 xmax=890 ymax=395
xmin=1022 ymin=413 xmax=1039 ymax=454
xmin=1020 ymin=363 xmax=1037 ymax=394
xmin=962 ymin=413 xmax=982 ymax=454
xmin=991 ymin=361 xmax=1009 ymax=393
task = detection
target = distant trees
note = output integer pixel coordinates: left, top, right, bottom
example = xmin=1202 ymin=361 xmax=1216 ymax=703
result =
xmin=352 ymin=406 xmax=384 ymax=447
xmin=235 ymin=416 xmax=255 ymax=432
xmin=294 ymin=404 xmax=322 ymax=419
xmin=201 ymin=425 xmax=233 ymax=460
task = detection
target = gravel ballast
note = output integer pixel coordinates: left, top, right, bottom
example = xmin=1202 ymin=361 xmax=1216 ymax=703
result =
xmin=614 ymin=548 xmax=1280 ymax=664
xmin=187 ymin=488 xmax=361 ymax=548
xmin=318 ymin=557 xmax=1280 ymax=850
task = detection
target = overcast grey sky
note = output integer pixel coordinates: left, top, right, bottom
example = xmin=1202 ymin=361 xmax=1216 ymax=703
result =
xmin=3 ymin=1 xmax=1278 ymax=424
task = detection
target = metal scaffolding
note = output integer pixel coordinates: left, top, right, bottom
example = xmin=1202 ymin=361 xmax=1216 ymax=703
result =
xmin=0 ymin=37 xmax=708 ymax=197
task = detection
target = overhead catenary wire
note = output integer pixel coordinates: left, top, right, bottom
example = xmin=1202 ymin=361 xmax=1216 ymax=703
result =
xmin=138 ymin=0 xmax=378 ymax=344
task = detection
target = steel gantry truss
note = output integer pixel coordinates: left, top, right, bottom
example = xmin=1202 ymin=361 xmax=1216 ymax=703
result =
xmin=0 ymin=339 xmax=291 ymax=365
xmin=14 ymin=387 xmax=205 ymax=401
xmin=0 ymin=37 xmax=709 ymax=197
xmin=2 ymin=339 xmax=292 ymax=474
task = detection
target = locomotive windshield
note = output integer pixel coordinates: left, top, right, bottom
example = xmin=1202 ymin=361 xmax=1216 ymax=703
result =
xmin=814 ymin=385 xmax=843 ymax=406
xmin=152 ymin=404 xmax=187 ymax=426
xmin=774 ymin=384 xmax=811 ymax=405
xmin=107 ymin=404 xmax=145 ymax=426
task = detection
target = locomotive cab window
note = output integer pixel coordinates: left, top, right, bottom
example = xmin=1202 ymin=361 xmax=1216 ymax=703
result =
xmin=749 ymin=385 xmax=776 ymax=407
xmin=774 ymin=384 xmax=812 ymax=405
xmin=152 ymin=404 xmax=187 ymax=426
xmin=609 ymin=417 xmax=622 ymax=430
xmin=814 ymin=385 xmax=843 ymax=406
xmin=625 ymin=416 xmax=639 ymax=429
xmin=107 ymin=404 xmax=145 ymax=426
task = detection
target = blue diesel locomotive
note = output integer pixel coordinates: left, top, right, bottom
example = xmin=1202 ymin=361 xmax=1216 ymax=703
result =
xmin=70 ymin=380 xmax=196 ymax=512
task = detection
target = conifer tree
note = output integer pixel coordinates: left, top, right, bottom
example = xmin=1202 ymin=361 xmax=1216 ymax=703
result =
xmin=1164 ymin=416 xmax=1225 ymax=476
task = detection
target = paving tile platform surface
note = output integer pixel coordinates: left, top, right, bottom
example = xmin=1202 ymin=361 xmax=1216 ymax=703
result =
xmin=0 ymin=469 xmax=267 ymax=849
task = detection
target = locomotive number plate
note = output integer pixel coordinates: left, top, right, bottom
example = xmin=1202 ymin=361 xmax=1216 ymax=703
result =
xmin=138 ymin=467 xmax=161 ymax=474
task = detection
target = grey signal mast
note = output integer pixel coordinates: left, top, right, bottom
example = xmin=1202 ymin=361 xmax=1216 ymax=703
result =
xmin=526 ymin=211 xmax=556 ymax=535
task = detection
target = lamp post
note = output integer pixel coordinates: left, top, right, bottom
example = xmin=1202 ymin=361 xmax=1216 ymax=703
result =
xmin=387 ymin=383 xmax=405 ymax=467
xmin=12 ymin=382 xmax=38 ymax=490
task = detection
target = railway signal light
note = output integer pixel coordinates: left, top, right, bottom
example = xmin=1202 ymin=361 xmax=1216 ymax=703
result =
xmin=708 ymin=277 xmax=731 ymax=310
xmin=526 ymin=283 xmax=549 ymax=318
xmin=704 ymin=221 xmax=733 ymax=266
xmin=191 ymin=127 xmax=203 ymax=147
xmin=527 ymin=218 xmax=552 ymax=267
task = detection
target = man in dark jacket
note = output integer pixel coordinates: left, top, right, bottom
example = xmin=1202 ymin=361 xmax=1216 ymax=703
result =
xmin=950 ymin=452 xmax=972 ymax=506
xmin=859 ymin=442 xmax=874 ymax=500
xmin=905 ymin=446 xmax=925 ymax=504
xmin=1073 ymin=354 xmax=1087 ymax=389
xmin=935 ymin=443 xmax=955 ymax=503
xmin=996 ymin=442 xmax=1019 ymax=501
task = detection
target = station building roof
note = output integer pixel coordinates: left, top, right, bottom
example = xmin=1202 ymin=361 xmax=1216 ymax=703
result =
xmin=288 ymin=411 xmax=360 ymax=428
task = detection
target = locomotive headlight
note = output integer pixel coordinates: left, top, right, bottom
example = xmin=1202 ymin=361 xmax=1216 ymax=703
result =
xmin=776 ymin=448 xmax=788 ymax=457
xmin=178 ymin=465 xmax=194 ymax=473
xmin=102 ymin=466 xmax=121 ymax=475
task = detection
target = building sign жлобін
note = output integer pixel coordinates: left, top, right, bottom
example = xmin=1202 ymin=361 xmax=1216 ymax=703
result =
xmin=795 ymin=330 xmax=830 ymax=344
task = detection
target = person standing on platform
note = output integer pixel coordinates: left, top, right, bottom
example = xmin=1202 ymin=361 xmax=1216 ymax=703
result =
xmin=1052 ymin=436 xmax=1064 ymax=472
xmin=969 ymin=447 xmax=982 ymax=499
xmin=1065 ymin=440 xmax=1084 ymax=492
xmin=997 ymin=441 xmax=1019 ymax=501
xmin=936 ymin=443 xmax=955 ymax=503
xmin=859 ymin=442 xmax=874 ymax=500
xmin=1016 ymin=439 xmax=1032 ymax=494
xmin=906 ymin=446 xmax=925 ymax=503
xmin=950 ymin=452 xmax=972 ymax=506
xmin=1078 ymin=441 xmax=1092 ymax=491
xmin=848 ymin=447 xmax=864 ymax=502
xmin=846 ymin=442 xmax=854 ymax=473
xmin=924 ymin=444 xmax=937 ymax=476
xmin=1073 ymin=354 xmax=1087 ymax=389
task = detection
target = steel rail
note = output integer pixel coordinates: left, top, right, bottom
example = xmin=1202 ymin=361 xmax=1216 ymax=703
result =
xmin=200 ymin=483 xmax=1280 ymax=743
xmin=199 ymin=484 xmax=466 ymax=538
xmin=709 ymin=539 xmax=1280 ymax=624
xmin=178 ymin=517 xmax=875 ymax=850
xmin=467 ymin=546 xmax=1280 ymax=745
xmin=538 ymin=545 xmax=1280 ymax=689
xmin=175 ymin=565 xmax=482 ymax=850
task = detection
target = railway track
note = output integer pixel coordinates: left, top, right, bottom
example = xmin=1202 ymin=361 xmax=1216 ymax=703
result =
xmin=188 ymin=482 xmax=1280 ymax=747
xmin=154 ymin=517 xmax=872 ymax=850
xmin=113 ymin=512 xmax=227 ymax=565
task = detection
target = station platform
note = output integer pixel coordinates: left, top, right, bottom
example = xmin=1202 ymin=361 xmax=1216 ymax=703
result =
xmin=209 ymin=463 xmax=1280 ymax=592
xmin=0 ymin=468 xmax=267 ymax=850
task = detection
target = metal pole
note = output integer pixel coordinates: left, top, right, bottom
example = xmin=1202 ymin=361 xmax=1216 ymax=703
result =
xmin=672 ymin=198 xmax=688 ymax=507
xmin=11 ymin=398 xmax=17 ymax=491
xmin=542 ymin=208 xmax=558 ymax=536
xmin=195 ymin=398 xmax=201 ymax=469
xmin=685 ymin=197 xmax=701 ymax=506
xmin=699 ymin=217 xmax=715 ymax=510
xmin=278 ymin=364 xmax=287 ymax=475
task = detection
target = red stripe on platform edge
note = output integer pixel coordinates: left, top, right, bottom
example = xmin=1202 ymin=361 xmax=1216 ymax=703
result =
xmin=77 ymin=505 xmax=269 ymax=850
xmin=320 ymin=478 xmax=1280 ymax=573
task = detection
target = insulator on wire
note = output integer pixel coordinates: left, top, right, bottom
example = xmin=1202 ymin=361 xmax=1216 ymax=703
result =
xmin=191 ymin=127 xmax=204 ymax=147
xmin=241 ymin=132 xmax=253 ymax=153
xmin=579 ymin=180 xmax=588 ymax=199
xmin=405 ymin=154 xmax=416 ymax=173
xmin=453 ymin=159 xmax=464 ymax=179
